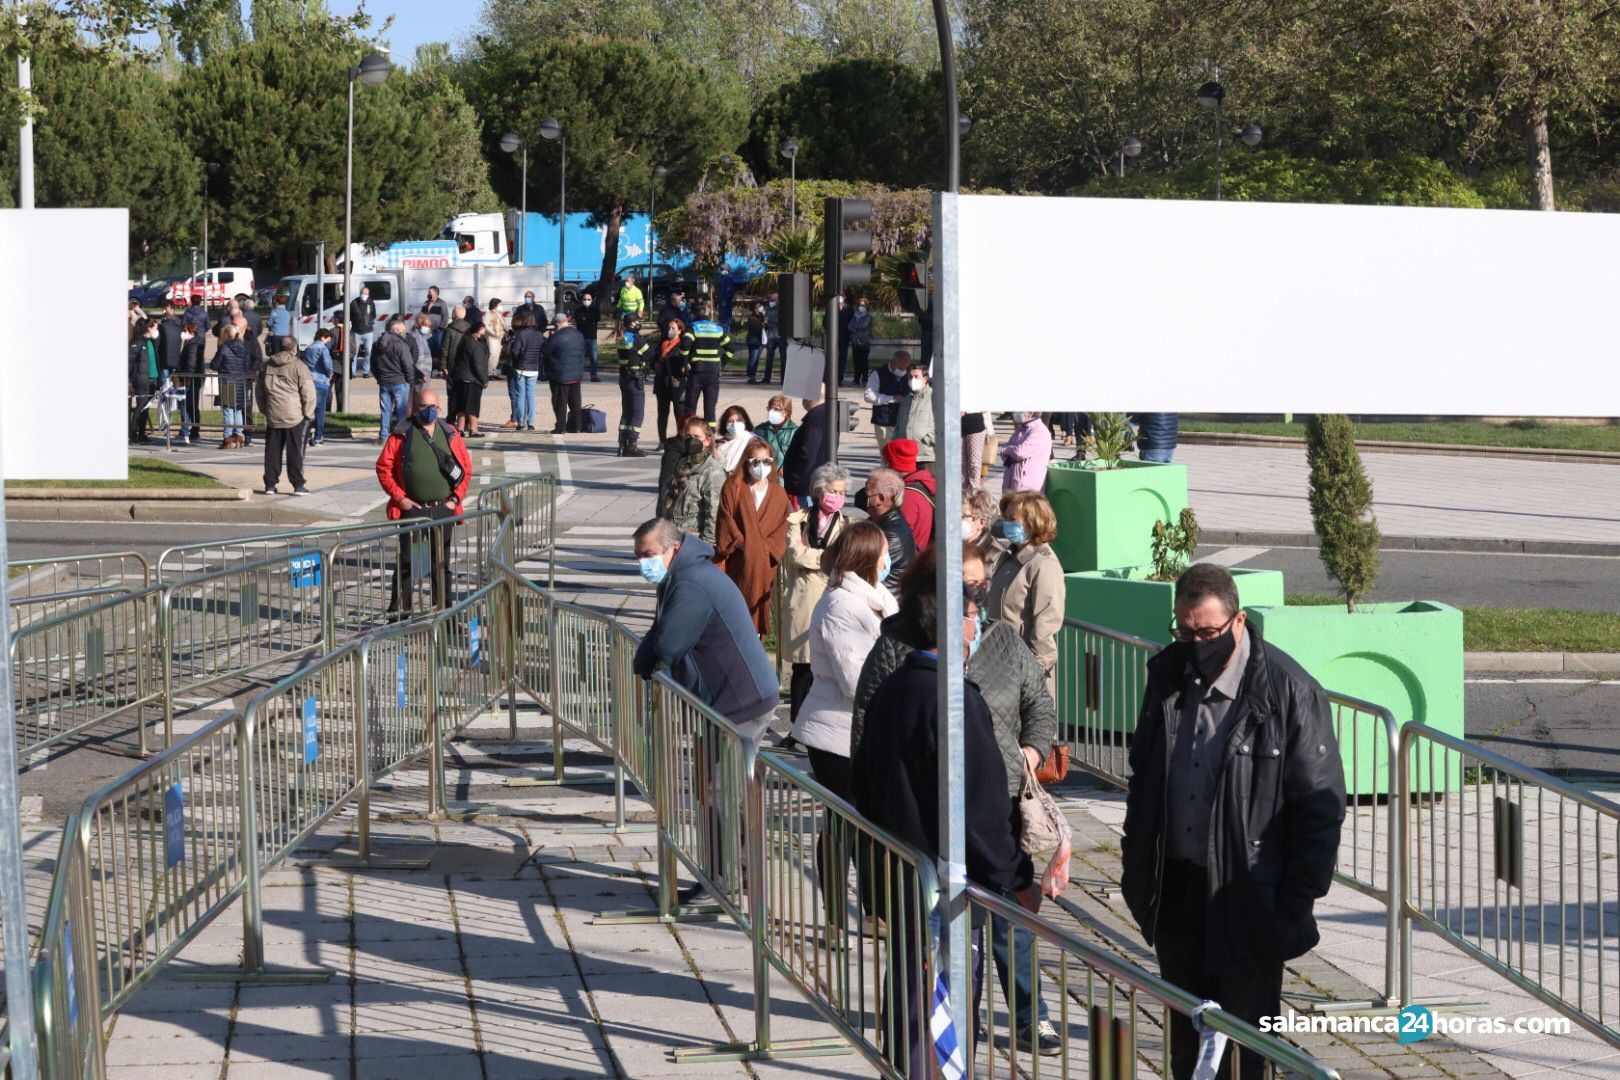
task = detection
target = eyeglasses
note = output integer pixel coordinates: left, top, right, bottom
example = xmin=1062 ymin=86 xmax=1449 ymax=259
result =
xmin=1168 ymin=611 xmax=1237 ymax=643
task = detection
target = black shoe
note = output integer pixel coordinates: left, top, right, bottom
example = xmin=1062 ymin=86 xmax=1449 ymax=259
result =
xmin=676 ymin=883 xmax=705 ymax=906
xmin=773 ymin=733 xmax=801 ymax=751
xmin=1017 ymin=1020 xmax=1062 ymax=1057
xmin=624 ymin=438 xmax=648 ymax=458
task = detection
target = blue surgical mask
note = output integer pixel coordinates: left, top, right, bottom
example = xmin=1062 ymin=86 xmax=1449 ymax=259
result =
xmin=968 ymin=622 xmax=984 ymax=660
xmin=877 ymin=553 xmax=892 ymax=580
xmin=994 ymin=520 xmax=1027 ymax=546
xmin=639 ymin=554 xmax=668 ymax=585
xmin=417 ymin=406 xmax=438 ymax=425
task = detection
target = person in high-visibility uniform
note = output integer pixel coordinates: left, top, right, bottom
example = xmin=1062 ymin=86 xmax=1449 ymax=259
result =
xmin=681 ymin=300 xmax=731 ymax=426
xmin=616 ymin=315 xmax=655 ymax=457
xmin=616 ymin=273 xmax=645 ymax=321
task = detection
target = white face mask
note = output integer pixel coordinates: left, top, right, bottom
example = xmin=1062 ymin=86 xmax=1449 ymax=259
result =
xmin=748 ymin=460 xmax=772 ymax=480
xmin=962 ymin=517 xmax=979 ymax=541
xmin=909 ymin=377 xmax=924 ymax=393
xmin=727 ymin=421 xmax=747 ymax=439
xmin=766 ymin=409 xmax=784 ymax=426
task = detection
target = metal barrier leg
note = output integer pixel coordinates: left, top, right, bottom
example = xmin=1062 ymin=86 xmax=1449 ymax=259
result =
xmin=504 ymin=601 xmax=615 ymax=790
xmin=177 ymin=711 xmax=333 ymax=985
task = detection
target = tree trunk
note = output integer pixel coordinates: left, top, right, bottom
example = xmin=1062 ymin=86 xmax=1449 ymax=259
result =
xmin=1523 ymin=105 xmax=1555 ymax=211
xmin=597 ymin=196 xmax=624 ymax=321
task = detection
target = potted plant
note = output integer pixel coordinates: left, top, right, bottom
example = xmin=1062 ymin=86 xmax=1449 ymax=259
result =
xmin=1044 ymin=413 xmax=1190 ymax=573
xmin=1059 ymin=509 xmax=1285 ymax=733
xmin=1246 ymin=415 xmax=1463 ymax=796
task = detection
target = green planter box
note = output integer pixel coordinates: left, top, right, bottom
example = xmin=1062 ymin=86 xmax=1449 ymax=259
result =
xmin=1057 ymin=566 xmax=1285 ymax=739
xmin=1248 ymin=602 xmax=1464 ymax=797
xmin=1044 ymin=460 xmax=1190 ymax=573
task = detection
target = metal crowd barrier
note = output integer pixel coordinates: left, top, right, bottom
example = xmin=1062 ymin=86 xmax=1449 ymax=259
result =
xmin=7 ymin=552 xmax=150 ymax=633
xmin=1400 ymin=724 xmax=1620 ymax=1047
xmin=963 ymin=886 xmax=1341 ymax=1080
xmin=476 ymin=473 xmax=557 ymax=587
xmin=322 ymin=510 xmax=497 ymax=644
xmin=157 ymin=519 xmax=417 ymax=582
xmin=11 ymin=586 xmax=165 ymax=757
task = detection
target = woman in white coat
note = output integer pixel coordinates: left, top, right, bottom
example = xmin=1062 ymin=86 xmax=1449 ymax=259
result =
xmin=791 ymin=519 xmax=897 ymax=795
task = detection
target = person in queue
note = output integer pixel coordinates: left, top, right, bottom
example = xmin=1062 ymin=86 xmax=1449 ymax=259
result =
xmin=714 ymin=404 xmax=756 ymax=475
xmin=372 ymin=317 xmax=417 ymax=444
xmin=963 ymin=488 xmax=1001 ymax=561
xmin=1122 ymin=563 xmax=1345 ymax=1080
xmin=791 ymin=520 xmax=896 ymax=916
xmin=753 ymin=395 xmax=798 ymax=473
xmin=864 ymin=350 xmax=911 ymax=450
xmin=256 ymin=335 xmax=317 ymax=496
xmin=632 ymin=516 xmax=782 ymax=904
xmin=862 ymin=467 xmax=915 ymax=596
xmin=780 ymin=462 xmax=850 ymax=725
xmin=211 ymin=321 xmax=253 ymax=449
xmin=1001 ymin=410 xmax=1055 ymax=494
xmin=652 ymin=316 xmax=690 ymax=446
xmin=450 ymin=322 xmax=491 ymax=437
xmin=987 ymin=491 xmax=1066 ymax=697
xmin=375 ymin=387 xmax=473 ymax=615
xmin=712 ymin=438 xmax=792 ymax=636
xmin=892 ymin=361 xmax=935 ymax=466
xmin=301 ymin=328 xmax=336 ymax=447
xmin=853 ymin=546 xmax=1042 ymax=1077
xmin=781 ymin=398 xmax=827 ymax=509
xmin=655 ymin=416 xmax=727 ymax=546
xmin=852 ymin=542 xmax=1062 ymax=1056
xmin=504 ymin=311 xmax=545 ymax=431
xmin=541 ymin=310 xmax=587 ymax=434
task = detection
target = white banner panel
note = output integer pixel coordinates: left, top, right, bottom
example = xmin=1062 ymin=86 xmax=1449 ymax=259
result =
xmin=0 ymin=209 xmax=129 ymax=479
xmin=782 ymin=342 xmax=826 ymax=403
xmin=950 ymin=194 xmax=1620 ymax=416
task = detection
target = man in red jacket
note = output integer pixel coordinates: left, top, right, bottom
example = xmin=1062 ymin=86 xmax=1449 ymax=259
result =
xmin=883 ymin=438 xmax=936 ymax=550
xmin=375 ymin=388 xmax=474 ymax=614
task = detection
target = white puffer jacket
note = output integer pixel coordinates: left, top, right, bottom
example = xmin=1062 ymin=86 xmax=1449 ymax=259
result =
xmin=791 ymin=571 xmax=899 ymax=756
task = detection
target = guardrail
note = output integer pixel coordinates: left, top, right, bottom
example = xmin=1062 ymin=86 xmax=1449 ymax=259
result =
xmin=1400 ymin=723 xmax=1620 ymax=1047
xmin=7 ymin=552 xmax=149 ymax=634
xmin=477 ymin=473 xmax=557 ymax=588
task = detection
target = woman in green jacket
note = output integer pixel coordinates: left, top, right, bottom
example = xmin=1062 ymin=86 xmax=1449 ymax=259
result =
xmin=753 ymin=394 xmax=799 ymax=474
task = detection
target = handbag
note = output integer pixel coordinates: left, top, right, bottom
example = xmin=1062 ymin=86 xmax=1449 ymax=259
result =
xmin=582 ymin=406 xmax=608 ymax=434
xmin=1018 ymin=758 xmax=1067 ymax=855
xmin=1034 ymin=743 xmax=1070 ymax=786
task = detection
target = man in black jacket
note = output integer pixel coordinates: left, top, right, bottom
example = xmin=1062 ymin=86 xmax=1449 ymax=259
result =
xmin=371 ymin=318 xmax=417 ymax=443
xmin=854 ymin=561 xmax=1040 ymax=1077
xmin=1121 ymin=563 xmax=1345 ymax=1080
xmin=574 ymin=290 xmax=602 ymax=382
xmin=233 ymin=313 xmax=265 ymax=445
xmin=540 ymin=313 xmax=586 ymax=434
xmin=349 ymin=286 xmax=378 ymax=377
xmin=862 ymin=468 xmax=915 ymax=595
xmin=515 ymin=290 xmax=546 ymax=331
xmin=781 ymin=401 xmax=825 ymax=505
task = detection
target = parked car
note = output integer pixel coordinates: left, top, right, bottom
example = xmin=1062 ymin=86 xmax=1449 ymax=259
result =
xmin=129 ymin=275 xmax=188 ymax=308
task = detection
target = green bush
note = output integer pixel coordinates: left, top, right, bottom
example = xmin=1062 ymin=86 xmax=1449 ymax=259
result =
xmin=1305 ymin=414 xmax=1382 ymax=613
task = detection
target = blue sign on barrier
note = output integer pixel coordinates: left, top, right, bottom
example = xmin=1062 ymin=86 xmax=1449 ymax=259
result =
xmin=289 ymin=551 xmax=322 ymax=589
xmin=396 ymin=651 xmax=408 ymax=710
xmin=469 ymin=617 xmax=481 ymax=667
xmin=303 ymin=695 xmax=319 ymax=764
xmin=64 ymin=919 xmax=78 ymax=1026
xmin=165 ymin=783 xmax=185 ymax=869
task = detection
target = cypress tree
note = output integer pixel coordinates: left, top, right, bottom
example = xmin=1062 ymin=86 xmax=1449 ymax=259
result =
xmin=1305 ymin=414 xmax=1382 ymax=613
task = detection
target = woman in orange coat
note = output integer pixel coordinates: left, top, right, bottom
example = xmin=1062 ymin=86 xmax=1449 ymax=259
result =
xmin=713 ymin=437 xmax=793 ymax=635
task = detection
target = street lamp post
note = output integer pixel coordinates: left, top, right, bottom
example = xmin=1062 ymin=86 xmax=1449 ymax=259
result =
xmin=1196 ymin=80 xmax=1225 ymax=200
xmin=648 ymin=164 xmax=667 ymax=314
xmin=1117 ymin=136 xmax=1142 ymax=178
xmin=500 ymin=133 xmax=527 ymax=264
xmin=201 ymin=162 xmax=218 ymax=289
xmin=342 ymin=51 xmax=390 ymax=413
xmin=540 ymin=117 xmax=566 ymax=312
xmin=190 ymin=247 xmax=198 ymax=280
xmin=780 ymin=139 xmax=798 ymax=230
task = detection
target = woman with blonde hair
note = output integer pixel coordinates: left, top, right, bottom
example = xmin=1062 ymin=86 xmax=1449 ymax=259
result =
xmin=781 ymin=462 xmax=850 ymax=722
xmin=988 ymin=490 xmax=1066 ymax=695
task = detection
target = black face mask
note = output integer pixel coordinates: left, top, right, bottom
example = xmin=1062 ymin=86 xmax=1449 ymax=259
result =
xmin=680 ymin=435 xmax=707 ymax=457
xmin=1186 ymin=626 xmax=1238 ymax=684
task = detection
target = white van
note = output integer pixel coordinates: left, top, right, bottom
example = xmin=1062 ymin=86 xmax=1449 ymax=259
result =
xmin=167 ymin=267 xmax=256 ymax=307
xmin=276 ymin=273 xmax=402 ymax=350
xmin=276 ymin=265 xmax=555 ymax=350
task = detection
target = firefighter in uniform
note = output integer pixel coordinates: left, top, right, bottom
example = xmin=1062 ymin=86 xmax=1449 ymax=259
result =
xmin=681 ymin=300 xmax=731 ymax=427
xmin=616 ymin=316 xmax=655 ymax=457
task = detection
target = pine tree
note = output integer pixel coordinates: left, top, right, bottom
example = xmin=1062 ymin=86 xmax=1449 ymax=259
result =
xmin=1305 ymin=414 xmax=1382 ymax=612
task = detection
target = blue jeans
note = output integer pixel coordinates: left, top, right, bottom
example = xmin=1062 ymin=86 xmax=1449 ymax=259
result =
xmin=745 ymin=344 xmax=764 ymax=380
xmin=352 ymin=331 xmax=376 ymax=375
xmin=222 ymin=378 xmax=247 ymax=437
xmin=515 ymin=374 xmax=538 ymax=426
xmin=1140 ymin=446 xmax=1175 ymax=463
xmin=311 ymin=382 xmax=330 ymax=442
xmin=766 ymin=336 xmax=786 ymax=379
xmin=378 ymin=383 xmax=409 ymax=440
xmin=975 ymin=910 xmax=1049 ymax=1029
xmin=584 ymin=339 xmax=599 ymax=379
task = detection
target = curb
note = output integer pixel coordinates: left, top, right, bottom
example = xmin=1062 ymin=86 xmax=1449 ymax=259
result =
xmin=7 ymin=487 xmax=249 ymax=501
xmin=1179 ymin=430 xmax=1620 ymax=466
xmin=1199 ymin=529 xmax=1620 ymax=558
xmin=1465 ymin=652 xmax=1620 ymax=674
xmin=5 ymin=499 xmax=330 ymax=525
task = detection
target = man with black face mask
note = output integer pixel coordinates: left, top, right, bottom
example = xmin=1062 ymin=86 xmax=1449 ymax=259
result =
xmin=375 ymin=388 xmax=473 ymax=615
xmin=1120 ymin=563 xmax=1345 ymax=1080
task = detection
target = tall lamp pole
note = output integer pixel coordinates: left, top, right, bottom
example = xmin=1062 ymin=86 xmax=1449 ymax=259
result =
xmin=540 ymin=117 xmax=566 ymax=312
xmin=780 ymin=139 xmax=799 ymax=230
xmin=15 ymin=8 xmax=31 ymax=209
xmin=500 ymin=132 xmax=527 ymax=264
xmin=342 ymin=51 xmax=391 ymax=413
xmin=648 ymin=164 xmax=667 ymax=313
xmin=201 ymin=162 xmax=218 ymax=288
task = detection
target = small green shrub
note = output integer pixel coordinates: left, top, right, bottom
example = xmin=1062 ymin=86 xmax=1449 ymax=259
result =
xmin=1305 ymin=414 xmax=1382 ymax=613
xmin=1149 ymin=508 xmax=1201 ymax=583
xmin=1082 ymin=412 xmax=1135 ymax=468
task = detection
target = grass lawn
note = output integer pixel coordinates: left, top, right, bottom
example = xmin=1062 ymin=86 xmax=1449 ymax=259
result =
xmin=1284 ymin=594 xmax=1620 ymax=652
xmin=11 ymin=457 xmax=226 ymax=490
xmin=1182 ymin=418 xmax=1620 ymax=453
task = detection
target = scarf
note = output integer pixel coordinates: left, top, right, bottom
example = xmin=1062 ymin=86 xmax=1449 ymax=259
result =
xmin=665 ymin=438 xmax=710 ymax=507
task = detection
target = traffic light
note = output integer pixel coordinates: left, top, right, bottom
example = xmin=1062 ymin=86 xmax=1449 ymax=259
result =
xmin=898 ymin=259 xmax=928 ymax=316
xmin=778 ymin=272 xmax=811 ymax=340
xmin=823 ymin=197 xmax=873 ymax=295
xmin=837 ymin=398 xmax=860 ymax=433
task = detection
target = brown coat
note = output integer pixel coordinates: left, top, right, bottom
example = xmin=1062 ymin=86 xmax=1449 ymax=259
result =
xmin=713 ymin=474 xmax=792 ymax=635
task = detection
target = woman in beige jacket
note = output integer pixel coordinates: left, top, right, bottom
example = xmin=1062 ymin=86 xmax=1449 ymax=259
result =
xmin=780 ymin=462 xmax=850 ymax=723
xmin=987 ymin=490 xmax=1066 ymax=697
xmin=485 ymin=300 xmax=507 ymax=372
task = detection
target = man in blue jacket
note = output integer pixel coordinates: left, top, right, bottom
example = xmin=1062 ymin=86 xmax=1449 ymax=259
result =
xmin=632 ymin=517 xmax=780 ymax=905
